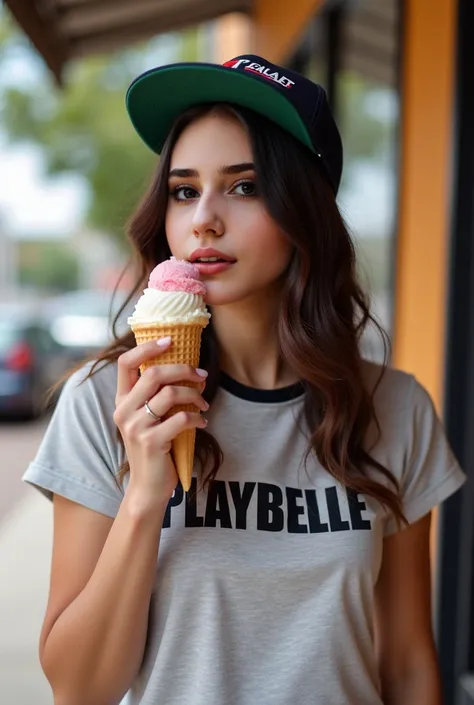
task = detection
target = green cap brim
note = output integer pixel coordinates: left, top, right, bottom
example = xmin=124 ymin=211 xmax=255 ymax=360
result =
xmin=125 ymin=62 xmax=314 ymax=156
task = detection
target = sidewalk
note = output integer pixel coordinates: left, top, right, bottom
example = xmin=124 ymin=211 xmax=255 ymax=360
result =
xmin=0 ymin=490 xmax=53 ymax=705
xmin=0 ymin=491 xmax=131 ymax=705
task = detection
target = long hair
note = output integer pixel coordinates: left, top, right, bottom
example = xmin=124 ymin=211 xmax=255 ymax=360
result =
xmin=51 ymin=102 xmax=405 ymax=528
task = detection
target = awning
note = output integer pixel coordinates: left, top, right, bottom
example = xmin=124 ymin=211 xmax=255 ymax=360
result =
xmin=4 ymin=0 xmax=253 ymax=85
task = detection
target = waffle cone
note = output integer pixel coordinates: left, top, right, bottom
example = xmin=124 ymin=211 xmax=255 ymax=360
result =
xmin=131 ymin=321 xmax=208 ymax=492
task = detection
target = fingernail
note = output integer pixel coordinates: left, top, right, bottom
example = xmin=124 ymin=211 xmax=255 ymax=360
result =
xmin=156 ymin=337 xmax=172 ymax=347
xmin=201 ymin=417 xmax=208 ymax=426
xmin=203 ymin=401 xmax=210 ymax=411
xmin=196 ymin=368 xmax=208 ymax=377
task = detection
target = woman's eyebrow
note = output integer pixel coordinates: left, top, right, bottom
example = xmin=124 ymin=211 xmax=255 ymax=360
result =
xmin=168 ymin=168 xmax=197 ymax=178
xmin=221 ymin=162 xmax=255 ymax=175
xmin=168 ymin=162 xmax=255 ymax=179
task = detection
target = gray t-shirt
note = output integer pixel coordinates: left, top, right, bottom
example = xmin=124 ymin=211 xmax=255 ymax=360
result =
xmin=23 ymin=360 xmax=466 ymax=705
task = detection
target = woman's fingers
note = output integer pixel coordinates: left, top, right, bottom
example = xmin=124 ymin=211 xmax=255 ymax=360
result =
xmin=138 ymin=385 xmax=209 ymax=427
xmin=115 ymin=388 xmax=208 ymax=452
xmin=116 ymin=337 xmax=173 ymax=400
xmin=124 ymin=364 xmax=207 ymax=411
xmin=147 ymin=411 xmax=208 ymax=451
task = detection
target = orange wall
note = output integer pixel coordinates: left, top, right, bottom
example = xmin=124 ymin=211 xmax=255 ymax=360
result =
xmin=394 ymin=0 xmax=457 ymax=566
xmin=393 ymin=0 xmax=457 ymax=410
xmin=254 ymin=0 xmax=324 ymax=61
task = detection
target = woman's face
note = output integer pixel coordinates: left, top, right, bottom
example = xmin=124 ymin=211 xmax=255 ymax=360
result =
xmin=165 ymin=111 xmax=293 ymax=306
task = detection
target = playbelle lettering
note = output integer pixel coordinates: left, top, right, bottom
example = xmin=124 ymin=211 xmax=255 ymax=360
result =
xmin=163 ymin=479 xmax=372 ymax=533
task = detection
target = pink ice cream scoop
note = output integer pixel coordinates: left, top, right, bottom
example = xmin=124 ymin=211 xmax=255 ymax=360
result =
xmin=148 ymin=257 xmax=206 ymax=296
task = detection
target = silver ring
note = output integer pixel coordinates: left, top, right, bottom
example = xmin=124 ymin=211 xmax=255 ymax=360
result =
xmin=144 ymin=400 xmax=161 ymax=423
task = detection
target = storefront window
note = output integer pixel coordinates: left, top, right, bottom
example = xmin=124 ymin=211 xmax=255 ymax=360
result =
xmin=291 ymin=0 xmax=400 ymax=363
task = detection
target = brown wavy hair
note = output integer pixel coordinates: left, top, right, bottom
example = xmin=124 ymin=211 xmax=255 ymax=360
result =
xmin=50 ymin=102 xmax=405 ymax=528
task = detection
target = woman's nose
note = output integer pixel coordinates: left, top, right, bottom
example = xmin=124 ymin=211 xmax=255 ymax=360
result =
xmin=192 ymin=195 xmax=225 ymax=238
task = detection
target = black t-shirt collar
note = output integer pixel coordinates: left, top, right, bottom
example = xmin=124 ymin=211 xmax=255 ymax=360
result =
xmin=219 ymin=371 xmax=305 ymax=403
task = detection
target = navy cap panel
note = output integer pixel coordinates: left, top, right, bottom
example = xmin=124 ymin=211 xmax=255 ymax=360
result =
xmin=224 ymin=55 xmax=323 ymax=127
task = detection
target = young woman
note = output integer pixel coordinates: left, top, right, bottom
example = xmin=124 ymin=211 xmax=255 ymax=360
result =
xmin=23 ymin=55 xmax=465 ymax=705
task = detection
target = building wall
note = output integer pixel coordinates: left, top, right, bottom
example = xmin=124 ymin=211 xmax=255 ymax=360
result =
xmin=254 ymin=0 xmax=324 ymax=61
xmin=393 ymin=0 xmax=457 ymax=565
xmin=393 ymin=0 xmax=457 ymax=410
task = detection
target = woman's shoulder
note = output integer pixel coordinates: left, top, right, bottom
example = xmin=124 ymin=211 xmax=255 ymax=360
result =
xmin=23 ymin=357 xmax=124 ymax=516
xmin=62 ymin=358 xmax=118 ymax=403
xmin=360 ymin=362 xmax=465 ymax=533
xmin=360 ymin=359 xmax=446 ymax=438
xmin=50 ymin=358 xmax=119 ymax=442
xmin=360 ymin=358 xmax=426 ymax=414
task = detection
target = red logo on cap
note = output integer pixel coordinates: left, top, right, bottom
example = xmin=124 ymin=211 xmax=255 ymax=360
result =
xmin=223 ymin=59 xmax=295 ymax=89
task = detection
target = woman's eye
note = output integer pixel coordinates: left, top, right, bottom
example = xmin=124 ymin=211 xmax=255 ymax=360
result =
xmin=173 ymin=186 xmax=198 ymax=201
xmin=233 ymin=180 xmax=258 ymax=196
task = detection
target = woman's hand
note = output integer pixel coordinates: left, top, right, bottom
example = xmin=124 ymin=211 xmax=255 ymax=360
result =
xmin=114 ymin=337 xmax=209 ymax=509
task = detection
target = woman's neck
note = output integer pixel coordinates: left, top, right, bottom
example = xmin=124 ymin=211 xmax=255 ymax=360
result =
xmin=210 ymin=294 xmax=300 ymax=390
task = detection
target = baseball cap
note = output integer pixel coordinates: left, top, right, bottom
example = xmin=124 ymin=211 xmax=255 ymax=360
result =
xmin=126 ymin=54 xmax=343 ymax=194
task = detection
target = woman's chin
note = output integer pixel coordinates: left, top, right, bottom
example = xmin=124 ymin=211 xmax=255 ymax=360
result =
xmin=203 ymin=287 xmax=245 ymax=308
xmin=204 ymin=295 xmax=233 ymax=307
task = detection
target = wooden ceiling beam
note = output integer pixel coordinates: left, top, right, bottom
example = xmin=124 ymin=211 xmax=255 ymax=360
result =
xmin=69 ymin=3 xmax=249 ymax=57
xmin=4 ymin=0 xmax=68 ymax=84
xmin=58 ymin=0 xmax=248 ymax=37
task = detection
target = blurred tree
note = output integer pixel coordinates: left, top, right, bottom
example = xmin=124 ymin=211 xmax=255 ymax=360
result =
xmin=0 ymin=10 xmax=203 ymax=249
xmin=18 ymin=241 xmax=80 ymax=292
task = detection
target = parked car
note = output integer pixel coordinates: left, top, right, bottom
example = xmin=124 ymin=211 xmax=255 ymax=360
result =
xmin=44 ymin=289 xmax=136 ymax=367
xmin=0 ymin=303 xmax=70 ymax=420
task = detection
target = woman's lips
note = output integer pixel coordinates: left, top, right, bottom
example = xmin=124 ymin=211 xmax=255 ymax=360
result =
xmin=193 ymin=261 xmax=236 ymax=275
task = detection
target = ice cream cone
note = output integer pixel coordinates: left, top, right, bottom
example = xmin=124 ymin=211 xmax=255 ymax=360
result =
xmin=128 ymin=257 xmax=211 ymax=492
xmin=131 ymin=321 xmax=207 ymax=492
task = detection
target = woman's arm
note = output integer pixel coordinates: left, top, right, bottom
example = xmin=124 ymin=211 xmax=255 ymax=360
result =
xmin=40 ymin=489 xmax=167 ymax=705
xmin=374 ymin=513 xmax=442 ymax=705
xmin=40 ymin=341 xmax=208 ymax=705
